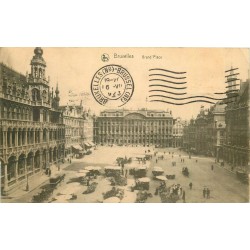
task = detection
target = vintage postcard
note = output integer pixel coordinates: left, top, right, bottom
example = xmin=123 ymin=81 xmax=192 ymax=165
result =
xmin=0 ymin=47 xmax=249 ymax=203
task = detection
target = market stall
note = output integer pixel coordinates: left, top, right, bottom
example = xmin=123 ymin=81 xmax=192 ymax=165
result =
xmin=156 ymin=175 xmax=168 ymax=181
xmin=104 ymin=166 xmax=122 ymax=177
xmin=135 ymin=177 xmax=150 ymax=191
xmin=85 ymin=166 xmax=101 ymax=175
xmin=152 ymin=166 xmax=164 ymax=176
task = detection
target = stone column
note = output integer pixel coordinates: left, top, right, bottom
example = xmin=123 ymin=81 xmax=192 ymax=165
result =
xmin=15 ymin=130 xmax=18 ymax=147
xmin=4 ymin=163 xmax=8 ymax=194
xmin=10 ymin=131 xmax=12 ymax=147
xmin=24 ymin=157 xmax=27 ymax=175
xmin=33 ymin=130 xmax=35 ymax=144
xmin=4 ymin=131 xmax=7 ymax=148
xmin=46 ymin=150 xmax=49 ymax=168
xmin=32 ymin=156 xmax=34 ymax=174
xmin=15 ymin=160 xmax=18 ymax=182
xmin=39 ymin=152 xmax=43 ymax=171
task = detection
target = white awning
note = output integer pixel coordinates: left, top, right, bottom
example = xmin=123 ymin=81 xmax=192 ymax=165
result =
xmin=72 ymin=145 xmax=83 ymax=150
xmin=88 ymin=141 xmax=95 ymax=147
xmin=84 ymin=142 xmax=92 ymax=147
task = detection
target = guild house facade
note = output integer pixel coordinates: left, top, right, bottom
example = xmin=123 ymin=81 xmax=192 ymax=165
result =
xmin=94 ymin=109 xmax=173 ymax=147
xmin=0 ymin=48 xmax=65 ymax=195
xmin=59 ymin=103 xmax=94 ymax=157
xmin=222 ymin=74 xmax=250 ymax=172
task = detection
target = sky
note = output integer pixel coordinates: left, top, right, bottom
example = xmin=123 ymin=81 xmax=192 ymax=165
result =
xmin=0 ymin=47 xmax=249 ymax=120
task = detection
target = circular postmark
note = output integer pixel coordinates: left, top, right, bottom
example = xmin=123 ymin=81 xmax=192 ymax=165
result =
xmin=91 ymin=65 xmax=134 ymax=107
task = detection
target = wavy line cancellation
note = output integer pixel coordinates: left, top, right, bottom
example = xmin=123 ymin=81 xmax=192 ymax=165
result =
xmin=149 ymin=79 xmax=186 ymax=84
xmin=149 ymin=68 xmax=186 ymax=74
xmin=149 ymin=94 xmax=238 ymax=101
xmin=149 ymin=74 xmax=186 ymax=80
xmin=149 ymin=89 xmax=187 ymax=95
xmin=150 ymin=100 xmax=216 ymax=105
xmin=150 ymin=100 xmax=234 ymax=105
xmin=149 ymin=84 xmax=187 ymax=90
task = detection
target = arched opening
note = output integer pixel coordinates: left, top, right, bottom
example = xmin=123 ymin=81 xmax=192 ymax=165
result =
xmin=33 ymin=108 xmax=40 ymax=122
xmin=49 ymin=130 xmax=52 ymax=141
xmin=1 ymin=159 xmax=5 ymax=192
xmin=7 ymin=128 xmax=11 ymax=147
xmin=53 ymin=147 xmax=57 ymax=162
xmin=42 ymin=149 xmax=47 ymax=169
xmin=58 ymin=145 xmax=61 ymax=159
xmin=30 ymin=129 xmax=34 ymax=143
xmin=18 ymin=154 xmax=26 ymax=176
xmin=12 ymin=128 xmax=16 ymax=146
xmin=49 ymin=148 xmax=53 ymax=163
xmin=34 ymin=67 xmax=38 ymax=78
xmin=43 ymin=129 xmax=47 ymax=142
xmin=34 ymin=151 xmax=40 ymax=171
xmin=22 ymin=129 xmax=26 ymax=145
xmin=7 ymin=156 xmax=16 ymax=181
xmin=18 ymin=128 xmax=22 ymax=146
xmin=0 ymin=128 xmax=3 ymax=147
xmin=26 ymin=152 xmax=33 ymax=174
xmin=39 ymin=68 xmax=42 ymax=78
xmin=32 ymin=88 xmax=40 ymax=101
xmin=27 ymin=128 xmax=30 ymax=144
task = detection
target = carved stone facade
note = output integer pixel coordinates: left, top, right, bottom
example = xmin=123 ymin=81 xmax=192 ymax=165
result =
xmin=0 ymin=48 xmax=65 ymax=195
xmin=94 ymin=109 xmax=173 ymax=147
xmin=222 ymin=79 xmax=249 ymax=172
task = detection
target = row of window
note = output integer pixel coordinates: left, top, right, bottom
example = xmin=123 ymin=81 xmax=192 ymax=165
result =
xmin=97 ymin=121 xmax=172 ymax=126
xmin=0 ymin=128 xmax=65 ymax=147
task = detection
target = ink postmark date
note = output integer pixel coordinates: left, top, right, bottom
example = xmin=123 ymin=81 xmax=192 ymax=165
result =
xmin=91 ymin=65 xmax=134 ymax=107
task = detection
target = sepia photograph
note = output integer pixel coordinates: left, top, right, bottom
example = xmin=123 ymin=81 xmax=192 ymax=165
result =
xmin=0 ymin=47 xmax=249 ymax=203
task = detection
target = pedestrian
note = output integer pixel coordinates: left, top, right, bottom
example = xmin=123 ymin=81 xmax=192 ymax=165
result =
xmin=203 ymin=188 xmax=206 ymax=198
xmin=211 ymin=165 xmax=214 ymax=171
xmin=182 ymin=190 xmax=186 ymax=203
xmin=179 ymin=186 xmax=183 ymax=195
xmin=207 ymin=188 xmax=210 ymax=199
xmin=48 ymin=169 xmax=51 ymax=177
xmin=125 ymin=169 xmax=128 ymax=178
xmin=196 ymin=159 xmax=198 ymax=163
xmin=189 ymin=182 xmax=193 ymax=190
xmin=156 ymin=159 xmax=158 ymax=163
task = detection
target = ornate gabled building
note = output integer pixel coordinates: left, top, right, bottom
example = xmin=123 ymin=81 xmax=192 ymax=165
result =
xmin=206 ymin=102 xmax=226 ymax=159
xmin=172 ymin=117 xmax=186 ymax=148
xmin=94 ymin=109 xmax=173 ymax=147
xmin=0 ymin=48 xmax=65 ymax=195
xmin=183 ymin=118 xmax=196 ymax=153
xmin=183 ymin=102 xmax=226 ymax=158
xmin=59 ymin=102 xmax=94 ymax=157
xmin=222 ymin=75 xmax=249 ymax=172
